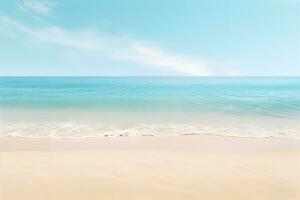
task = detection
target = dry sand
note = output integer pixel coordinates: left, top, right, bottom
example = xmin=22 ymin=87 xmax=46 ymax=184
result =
xmin=0 ymin=135 xmax=299 ymax=200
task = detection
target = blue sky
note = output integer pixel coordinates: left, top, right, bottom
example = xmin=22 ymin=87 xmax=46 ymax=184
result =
xmin=0 ymin=0 xmax=299 ymax=76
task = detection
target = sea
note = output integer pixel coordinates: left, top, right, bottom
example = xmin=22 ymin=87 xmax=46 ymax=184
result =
xmin=0 ymin=77 xmax=299 ymax=139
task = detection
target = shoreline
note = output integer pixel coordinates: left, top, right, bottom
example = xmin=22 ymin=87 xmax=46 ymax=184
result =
xmin=1 ymin=134 xmax=300 ymax=151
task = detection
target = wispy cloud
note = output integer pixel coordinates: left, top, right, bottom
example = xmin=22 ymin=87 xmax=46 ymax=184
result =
xmin=16 ymin=0 xmax=55 ymax=16
xmin=113 ymin=44 xmax=211 ymax=75
xmin=1 ymin=16 xmax=214 ymax=75
xmin=2 ymin=17 xmax=99 ymax=49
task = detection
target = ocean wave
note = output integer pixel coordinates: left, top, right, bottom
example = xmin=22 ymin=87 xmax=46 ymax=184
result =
xmin=0 ymin=122 xmax=299 ymax=139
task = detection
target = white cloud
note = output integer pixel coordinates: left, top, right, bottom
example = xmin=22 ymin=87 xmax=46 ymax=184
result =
xmin=1 ymin=16 xmax=214 ymax=76
xmin=113 ymin=43 xmax=211 ymax=75
xmin=16 ymin=0 xmax=55 ymax=16
xmin=2 ymin=17 xmax=98 ymax=49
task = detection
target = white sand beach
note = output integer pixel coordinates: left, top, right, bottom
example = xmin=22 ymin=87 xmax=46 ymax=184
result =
xmin=0 ymin=135 xmax=299 ymax=200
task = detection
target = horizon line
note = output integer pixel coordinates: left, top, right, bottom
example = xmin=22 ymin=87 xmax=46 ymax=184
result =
xmin=0 ymin=75 xmax=299 ymax=78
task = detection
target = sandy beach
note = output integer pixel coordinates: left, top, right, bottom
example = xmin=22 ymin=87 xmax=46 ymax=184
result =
xmin=0 ymin=135 xmax=299 ymax=200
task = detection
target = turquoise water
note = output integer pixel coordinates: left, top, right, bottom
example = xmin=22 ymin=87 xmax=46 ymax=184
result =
xmin=0 ymin=77 xmax=299 ymax=138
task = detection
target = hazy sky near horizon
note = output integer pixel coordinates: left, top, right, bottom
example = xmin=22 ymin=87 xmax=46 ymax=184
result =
xmin=0 ymin=0 xmax=299 ymax=76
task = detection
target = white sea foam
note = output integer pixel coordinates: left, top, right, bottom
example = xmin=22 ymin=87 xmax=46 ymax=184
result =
xmin=0 ymin=121 xmax=299 ymax=139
